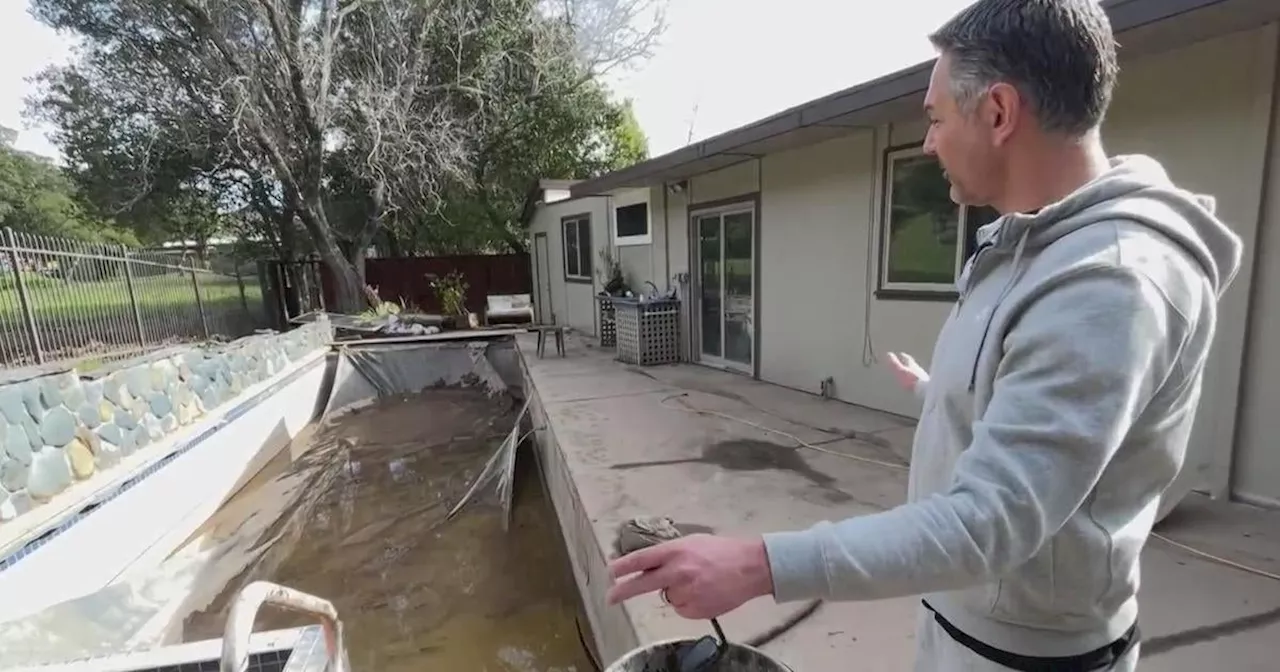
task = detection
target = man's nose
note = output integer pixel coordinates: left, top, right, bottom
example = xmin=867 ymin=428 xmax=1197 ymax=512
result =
xmin=922 ymin=129 xmax=938 ymax=156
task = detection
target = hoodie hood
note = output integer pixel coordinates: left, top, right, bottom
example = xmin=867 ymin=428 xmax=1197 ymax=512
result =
xmin=972 ymin=154 xmax=1242 ymax=296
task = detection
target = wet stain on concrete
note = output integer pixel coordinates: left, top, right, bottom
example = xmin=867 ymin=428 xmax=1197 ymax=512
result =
xmin=626 ymin=371 xmax=905 ymax=452
xmin=610 ymin=438 xmax=854 ymax=503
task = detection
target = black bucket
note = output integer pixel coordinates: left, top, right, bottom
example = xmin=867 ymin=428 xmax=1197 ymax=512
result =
xmin=604 ymin=637 xmax=793 ymax=672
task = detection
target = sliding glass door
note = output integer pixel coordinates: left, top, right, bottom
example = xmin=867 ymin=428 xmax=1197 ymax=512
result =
xmin=695 ymin=204 xmax=754 ymax=373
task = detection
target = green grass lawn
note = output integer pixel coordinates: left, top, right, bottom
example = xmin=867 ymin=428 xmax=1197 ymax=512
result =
xmin=0 ymin=271 xmax=261 ymax=319
xmin=0 ymin=269 xmax=268 ymax=367
xmin=886 ymin=213 xmax=959 ymax=285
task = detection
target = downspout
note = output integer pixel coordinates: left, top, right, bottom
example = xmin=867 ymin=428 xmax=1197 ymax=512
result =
xmin=861 ymin=125 xmax=881 ymax=368
xmin=597 ymin=194 xmax=614 ymax=338
xmin=686 ymin=180 xmax=697 ymax=363
xmin=663 ymin=182 xmax=671 ymax=291
xmin=755 ymin=157 xmax=763 ymax=380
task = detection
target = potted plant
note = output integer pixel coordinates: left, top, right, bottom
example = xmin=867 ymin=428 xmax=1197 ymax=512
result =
xmin=428 ymin=271 xmax=472 ymax=329
xmin=597 ymin=247 xmax=630 ymax=297
xmin=360 ymin=284 xmax=402 ymax=320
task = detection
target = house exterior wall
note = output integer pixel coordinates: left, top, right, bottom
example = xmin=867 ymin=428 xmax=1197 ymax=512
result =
xmin=615 ymin=245 xmax=653 ymax=290
xmin=690 ymin=161 xmax=760 ymax=205
xmin=529 ymin=185 xmax=681 ymax=338
xmin=612 ymin=186 xmax=671 ymax=293
xmin=1235 ymin=124 xmax=1280 ymax=506
xmin=757 ymin=133 xmax=882 ymax=405
xmin=1231 ymin=25 xmax=1280 ymax=509
xmin=663 ymin=186 xmax=693 ymax=362
xmin=526 ymin=195 xmax=610 ymax=335
xmin=1099 ymin=23 xmax=1278 ymax=505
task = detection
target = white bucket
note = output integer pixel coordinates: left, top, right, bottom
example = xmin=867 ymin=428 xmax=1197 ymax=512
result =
xmin=604 ymin=637 xmax=793 ymax=672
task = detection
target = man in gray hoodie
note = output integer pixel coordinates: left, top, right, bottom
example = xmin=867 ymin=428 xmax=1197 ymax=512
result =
xmin=605 ymin=0 xmax=1243 ymax=669
xmin=604 ymin=0 xmax=1244 ymax=665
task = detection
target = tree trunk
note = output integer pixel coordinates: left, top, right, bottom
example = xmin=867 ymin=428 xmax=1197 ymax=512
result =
xmin=277 ymin=207 xmax=298 ymax=260
xmin=499 ymin=227 xmax=528 ymax=254
xmin=281 ymin=264 xmax=302 ymax=320
xmin=349 ymin=244 xmax=368 ymax=289
xmin=194 ymin=240 xmax=209 ymax=268
xmin=296 ymin=201 xmax=366 ymax=313
xmin=347 ymin=180 xmax=386 ymax=284
xmin=318 ymin=246 xmax=364 ymax=313
xmin=480 ymin=190 xmax=527 ymax=254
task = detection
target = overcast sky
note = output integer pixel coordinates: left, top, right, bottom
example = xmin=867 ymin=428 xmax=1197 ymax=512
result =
xmin=1 ymin=0 xmax=983 ymax=161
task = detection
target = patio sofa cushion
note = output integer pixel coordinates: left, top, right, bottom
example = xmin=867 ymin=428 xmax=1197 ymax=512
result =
xmin=485 ymin=293 xmax=534 ymax=323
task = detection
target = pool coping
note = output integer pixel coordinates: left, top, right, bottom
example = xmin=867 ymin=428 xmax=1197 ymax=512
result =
xmin=0 ymin=349 xmax=329 ymax=572
xmin=5 ymin=626 xmax=320 ymax=672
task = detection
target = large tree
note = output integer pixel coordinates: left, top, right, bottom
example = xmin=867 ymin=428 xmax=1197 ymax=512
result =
xmin=30 ymin=0 xmax=664 ymax=312
xmin=29 ymin=18 xmax=303 ymax=262
xmin=0 ymin=145 xmax=136 ymax=244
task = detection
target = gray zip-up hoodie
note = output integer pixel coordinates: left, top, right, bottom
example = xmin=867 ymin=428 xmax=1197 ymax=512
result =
xmin=762 ymin=155 xmax=1243 ymax=657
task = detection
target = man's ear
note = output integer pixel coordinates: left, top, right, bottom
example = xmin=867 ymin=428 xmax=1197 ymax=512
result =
xmin=985 ymin=82 xmax=1021 ymax=146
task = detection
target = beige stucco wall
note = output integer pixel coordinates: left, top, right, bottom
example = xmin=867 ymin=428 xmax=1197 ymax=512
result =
xmin=757 ymin=132 xmax=882 ymax=403
xmin=527 ymin=195 xmax=610 ymax=335
xmin=612 ymin=186 xmax=674 ymax=294
xmin=664 ymin=187 xmax=693 ymax=361
xmin=1231 ymin=26 xmax=1280 ymax=509
xmin=614 ymin=245 xmax=652 ymax=290
xmin=690 ymin=161 xmax=760 ymax=205
xmin=1102 ymin=23 xmax=1278 ymax=505
xmin=1235 ymin=131 xmax=1280 ymax=507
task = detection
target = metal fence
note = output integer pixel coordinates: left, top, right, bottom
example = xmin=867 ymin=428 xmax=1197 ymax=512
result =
xmin=0 ymin=227 xmax=268 ymax=369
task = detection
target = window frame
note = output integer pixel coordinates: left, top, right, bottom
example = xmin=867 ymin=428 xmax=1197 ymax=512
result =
xmin=612 ymin=188 xmax=652 ymax=246
xmin=561 ymin=213 xmax=593 ymax=284
xmin=876 ymin=143 xmax=988 ymax=301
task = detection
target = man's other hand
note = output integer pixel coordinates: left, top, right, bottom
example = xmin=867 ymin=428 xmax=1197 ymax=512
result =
xmin=605 ymin=534 xmax=774 ymax=620
xmin=886 ymin=351 xmax=929 ymax=393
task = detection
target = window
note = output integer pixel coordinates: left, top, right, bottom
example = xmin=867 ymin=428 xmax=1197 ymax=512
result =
xmin=562 ymin=214 xmax=592 ymax=282
xmin=616 ymin=203 xmax=649 ymax=238
xmin=612 ymin=188 xmax=651 ymax=245
xmin=878 ymin=144 xmax=1000 ymax=297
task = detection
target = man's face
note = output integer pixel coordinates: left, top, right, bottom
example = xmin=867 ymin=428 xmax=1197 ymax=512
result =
xmin=922 ymin=54 xmax=1002 ymax=208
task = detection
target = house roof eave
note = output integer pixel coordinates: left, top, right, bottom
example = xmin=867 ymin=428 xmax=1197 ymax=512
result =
xmin=570 ymin=0 xmax=1278 ymax=198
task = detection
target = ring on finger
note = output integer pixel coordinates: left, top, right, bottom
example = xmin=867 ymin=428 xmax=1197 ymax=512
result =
xmin=660 ymin=588 xmax=671 ymax=606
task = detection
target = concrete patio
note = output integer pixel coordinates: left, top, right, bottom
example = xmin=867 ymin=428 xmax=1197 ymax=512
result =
xmin=518 ymin=332 xmax=1280 ymax=671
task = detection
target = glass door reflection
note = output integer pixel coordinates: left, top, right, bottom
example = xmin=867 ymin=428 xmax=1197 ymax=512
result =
xmin=697 ymin=214 xmax=722 ymax=358
xmin=722 ymin=211 xmax=753 ymax=366
xmin=695 ymin=206 xmax=753 ymax=373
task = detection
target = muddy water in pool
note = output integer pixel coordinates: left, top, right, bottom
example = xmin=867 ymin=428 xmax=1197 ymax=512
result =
xmin=181 ymin=388 xmax=594 ymax=672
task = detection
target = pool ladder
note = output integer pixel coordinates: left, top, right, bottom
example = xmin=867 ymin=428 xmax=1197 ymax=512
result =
xmin=221 ymin=581 xmax=349 ymax=672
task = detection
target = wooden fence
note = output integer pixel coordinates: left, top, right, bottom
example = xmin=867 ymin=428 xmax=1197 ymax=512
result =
xmin=319 ymin=253 xmax=531 ymax=315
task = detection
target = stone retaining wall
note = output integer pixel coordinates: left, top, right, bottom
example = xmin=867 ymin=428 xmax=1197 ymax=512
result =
xmin=0 ymin=319 xmax=331 ymax=527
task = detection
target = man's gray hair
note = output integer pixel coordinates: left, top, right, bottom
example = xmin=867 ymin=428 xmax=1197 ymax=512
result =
xmin=929 ymin=0 xmax=1119 ymax=136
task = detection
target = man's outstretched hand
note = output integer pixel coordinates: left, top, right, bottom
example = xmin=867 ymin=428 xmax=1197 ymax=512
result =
xmin=606 ymin=534 xmax=775 ymax=620
xmin=886 ymin=351 xmax=929 ymax=394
